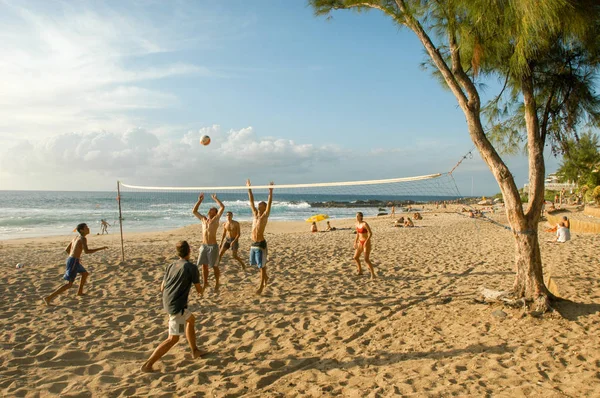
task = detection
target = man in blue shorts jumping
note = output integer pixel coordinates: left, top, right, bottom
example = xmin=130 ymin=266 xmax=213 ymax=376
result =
xmin=246 ymin=179 xmax=274 ymax=295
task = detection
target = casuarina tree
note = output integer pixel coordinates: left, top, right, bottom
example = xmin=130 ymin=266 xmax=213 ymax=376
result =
xmin=310 ymin=0 xmax=600 ymax=312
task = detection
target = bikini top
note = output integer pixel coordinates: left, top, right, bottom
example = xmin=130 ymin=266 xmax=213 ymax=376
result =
xmin=356 ymin=226 xmax=367 ymax=233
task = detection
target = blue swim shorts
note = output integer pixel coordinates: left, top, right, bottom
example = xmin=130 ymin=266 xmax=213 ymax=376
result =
xmin=249 ymin=241 xmax=268 ymax=269
xmin=63 ymin=256 xmax=87 ymax=282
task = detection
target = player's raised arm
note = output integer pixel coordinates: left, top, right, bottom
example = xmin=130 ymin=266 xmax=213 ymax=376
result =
xmin=247 ymin=179 xmax=257 ymax=215
xmin=192 ymin=193 xmax=206 ymax=221
xmin=212 ymin=194 xmax=225 ymax=218
xmin=265 ymin=181 xmax=274 ymax=217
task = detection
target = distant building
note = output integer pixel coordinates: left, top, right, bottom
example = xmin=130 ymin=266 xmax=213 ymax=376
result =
xmin=523 ymin=173 xmax=576 ymax=195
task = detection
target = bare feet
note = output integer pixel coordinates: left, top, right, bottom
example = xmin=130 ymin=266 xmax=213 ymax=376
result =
xmin=43 ymin=297 xmax=52 ymax=306
xmin=256 ymin=287 xmax=264 ymax=295
xmin=214 ymin=283 xmax=220 ymax=294
xmin=357 ymin=270 xmax=363 ymax=276
xmin=191 ymin=348 xmax=208 ymax=359
xmin=140 ymin=361 xmax=155 ymax=373
xmin=77 ymin=292 xmax=87 ymax=296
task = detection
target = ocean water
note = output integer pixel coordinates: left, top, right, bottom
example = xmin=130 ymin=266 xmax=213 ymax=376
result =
xmin=0 ymin=191 xmax=459 ymax=240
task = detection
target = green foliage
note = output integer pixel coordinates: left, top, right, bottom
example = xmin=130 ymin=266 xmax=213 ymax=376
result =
xmin=556 ymin=131 xmax=600 ymax=187
xmin=593 ymin=186 xmax=600 ymax=205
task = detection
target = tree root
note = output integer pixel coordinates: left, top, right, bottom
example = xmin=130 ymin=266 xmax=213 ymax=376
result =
xmin=479 ymin=287 xmax=562 ymax=317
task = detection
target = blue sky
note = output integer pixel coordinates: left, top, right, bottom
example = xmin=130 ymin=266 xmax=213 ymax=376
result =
xmin=0 ymin=0 xmax=561 ymax=194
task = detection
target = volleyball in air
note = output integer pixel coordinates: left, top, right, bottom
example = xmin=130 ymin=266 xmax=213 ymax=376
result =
xmin=200 ymin=135 xmax=211 ymax=146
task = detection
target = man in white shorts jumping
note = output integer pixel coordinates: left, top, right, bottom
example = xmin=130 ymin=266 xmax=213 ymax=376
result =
xmin=193 ymin=193 xmax=225 ymax=292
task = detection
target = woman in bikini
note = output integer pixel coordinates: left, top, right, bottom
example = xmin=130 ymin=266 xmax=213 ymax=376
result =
xmin=353 ymin=212 xmax=376 ymax=279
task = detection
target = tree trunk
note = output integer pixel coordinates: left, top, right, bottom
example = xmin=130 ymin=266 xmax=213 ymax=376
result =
xmin=512 ymin=223 xmax=553 ymax=307
xmin=463 ymin=109 xmax=554 ymax=311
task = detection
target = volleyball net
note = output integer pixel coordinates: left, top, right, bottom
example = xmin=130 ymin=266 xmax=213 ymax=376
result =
xmin=114 ymin=172 xmax=464 ymax=261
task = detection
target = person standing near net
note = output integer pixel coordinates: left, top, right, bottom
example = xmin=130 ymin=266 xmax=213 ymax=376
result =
xmin=247 ymin=179 xmax=274 ymax=295
xmin=43 ymin=223 xmax=108 ymax=305
xmin=218 ymin=211 xmax=246 ymax=271
xmin=354 ymin=212 xmax=376 ymax=279
xmin=192 ymin=193 xmax=225 ymax=293
xmin=141 ymin=241 xmax=206 ymax=373
xmin=100 ymin=219 xmax=110 ymax=235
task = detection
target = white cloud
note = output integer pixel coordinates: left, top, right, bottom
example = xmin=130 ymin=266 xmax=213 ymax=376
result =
xmin=0 ymin=126 xmax=347 ymax=189
xmin=0 ymin=1 xmax=216 ymax=144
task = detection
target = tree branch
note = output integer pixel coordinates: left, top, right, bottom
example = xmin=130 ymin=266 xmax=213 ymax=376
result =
xmin=393 ymin=0 xmax=469 ymax=110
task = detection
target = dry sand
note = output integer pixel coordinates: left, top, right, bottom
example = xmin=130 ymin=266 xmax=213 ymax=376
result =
xmin=1 ymin=209 xmax=599 ymax=397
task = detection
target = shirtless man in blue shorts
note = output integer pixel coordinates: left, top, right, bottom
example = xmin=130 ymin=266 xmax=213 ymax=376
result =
xmin=43 ymin=223 xmax=107 ymax=305
xmin=193 ymin=193 xmax=225 ymax=293
xmin=247 ymin=179 xmax=274 ymax=295
xmin=218 ymin=211 xmax=246 ymax=270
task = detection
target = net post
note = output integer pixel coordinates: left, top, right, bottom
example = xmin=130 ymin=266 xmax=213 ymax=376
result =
xmin=117 ymin=181 xmax=125 ymax=263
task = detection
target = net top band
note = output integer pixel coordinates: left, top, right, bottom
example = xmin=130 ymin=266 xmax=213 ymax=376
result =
xmin=120 ymin=173 xmax=443 ymax=191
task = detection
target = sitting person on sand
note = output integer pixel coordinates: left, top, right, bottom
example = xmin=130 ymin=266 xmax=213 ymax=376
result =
xmin=393 ymin=216 xmax=405 ymax=227
xmin=413 ymin=212 xmax=422 ymax=220
xmin=44 ymin=223 xmax=107 ymax=305
xmin=404 ymin=217 xmax=414 ymax=227
xmin=325 ymin=221 xmax=336 ymax=231
xmin=311 ymin=222 xmax=318 ymax=233
xmin=546 ymin=215 xmax=570 ymax=233
xmin=549 ymin=223 xmax=571 ymax=243
xmin=141 ymin=241 xmax=205 ymax=372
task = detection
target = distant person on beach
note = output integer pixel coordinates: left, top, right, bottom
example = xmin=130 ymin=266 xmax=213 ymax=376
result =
xmin=100 ymin=219 xmax=110 ymax=235
xmin=311 ymin=222 xmax=318 ymax=233
xmin=141 ymin=241 xmax=205 ymax=373
xmin=354 ymin=212 xmax=376 ymax=279
xmin=193 ymin=193 xmax=225 ymax=293
xmin=218 ymin=211 xmax=246 ymax=271
xmin=390 ymin=206 xmax=395 ymax=218
xmin=43 ymin=223 xmax=107 ymax=305
xmin=393 ymin=216 xmax=405 ymax=227
xmin=546 ymin=216 xmax=571 ymax=233
xmin=414 ymin=212 xmax=422 ymax=220
xmin=247 ymin=179 xmax=274 ymax=295
xmin=404 ymin=217 xmax=414 ymax=227
xmin=549 ymin=223 xmax=571 ymax=243
xmin=325 ymin=221 xmax=336 ymax=231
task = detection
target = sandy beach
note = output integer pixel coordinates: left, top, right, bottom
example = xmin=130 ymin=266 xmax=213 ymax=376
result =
xmin=1 ymin=208 xmax=599 ymax=397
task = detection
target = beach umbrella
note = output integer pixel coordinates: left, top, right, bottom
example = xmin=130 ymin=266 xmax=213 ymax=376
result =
xmin=306 ymin=214 xmax=329 ymax=223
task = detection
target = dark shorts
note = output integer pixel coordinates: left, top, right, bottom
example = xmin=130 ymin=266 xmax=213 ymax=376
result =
xmin=63 ymin=257 xmax=86 ymax=282
xmin=222 ymin=238 xmax=239 ymax=252
xmin=249 ymin=241 xmax=267 ymax=269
